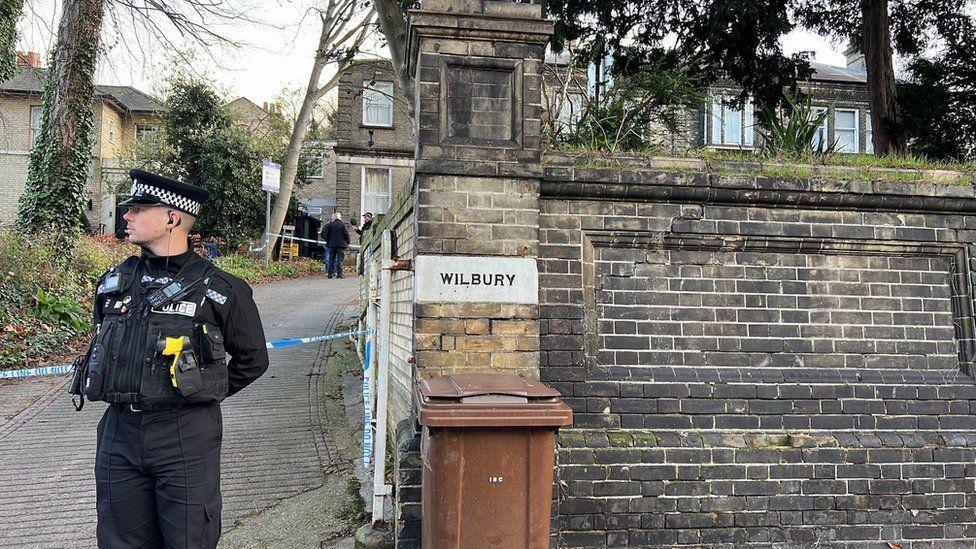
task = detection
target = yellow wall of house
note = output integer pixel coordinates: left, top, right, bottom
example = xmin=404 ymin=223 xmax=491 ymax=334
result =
xmin=98 ymin=103 xmax=125 ymax=159
xmin=0 ymin=96 xmax=39 ymax=224
xmin=0 ymin=97 xmax=157 ymax=228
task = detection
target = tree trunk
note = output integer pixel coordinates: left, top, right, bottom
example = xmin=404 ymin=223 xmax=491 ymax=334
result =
xmin=17 ymin=0 xmax=104 ymax=235
xmin=861 ymin=0 xmax=908 ymax=156
xmin=266 ymin=5 xmax=373 ymax=256
xmin=266 ymin=58 xmax=330 ymax=258
xmin=373 ymin=0 xmax=414 ymax=116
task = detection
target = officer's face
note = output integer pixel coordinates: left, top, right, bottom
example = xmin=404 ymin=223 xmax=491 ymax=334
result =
xmin=123 ymin=205 xmax=170 ymax=245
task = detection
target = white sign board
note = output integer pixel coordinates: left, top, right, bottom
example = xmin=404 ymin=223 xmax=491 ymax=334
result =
xmin=415 ymin=255 xmax=538 ymax=304
xmin=261 ymin=160 xmax=281 ymax=193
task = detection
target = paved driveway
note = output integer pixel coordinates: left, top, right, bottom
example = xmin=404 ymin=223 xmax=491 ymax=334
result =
xmin=0 ymin=275 xmax=359 ymax=547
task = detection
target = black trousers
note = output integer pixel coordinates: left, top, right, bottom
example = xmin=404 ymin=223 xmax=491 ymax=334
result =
xmin=325 ymin=247 xmax=345 ymax=276
xmin=95 ymin=404 xmax=222 ymax=549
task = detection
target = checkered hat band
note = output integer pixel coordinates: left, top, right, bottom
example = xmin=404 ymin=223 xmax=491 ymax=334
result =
xmin=130 ymin=182 xmax=201 ymax=215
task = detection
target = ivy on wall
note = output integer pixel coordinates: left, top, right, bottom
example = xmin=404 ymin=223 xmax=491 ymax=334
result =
xmin=17 ymin=0 xmax=104 ymax=238
xmin=0 ymin=0 xmax=24 ymax=82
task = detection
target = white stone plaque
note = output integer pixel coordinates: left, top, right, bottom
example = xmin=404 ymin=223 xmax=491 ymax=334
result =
xmin=414 ymin=255 xmax=538 ymax=304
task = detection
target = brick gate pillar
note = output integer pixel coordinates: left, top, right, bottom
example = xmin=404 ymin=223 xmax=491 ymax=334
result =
xmin=407 ymin=0 xmax=553 ymax=378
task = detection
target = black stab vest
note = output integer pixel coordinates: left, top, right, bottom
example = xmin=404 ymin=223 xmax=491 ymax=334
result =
xmin=83 ymin=255 xmax=229 ymax=408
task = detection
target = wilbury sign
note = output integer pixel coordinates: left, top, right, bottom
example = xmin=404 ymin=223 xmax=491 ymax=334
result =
xmin=414 ymin=255 xmax=538 ymax=304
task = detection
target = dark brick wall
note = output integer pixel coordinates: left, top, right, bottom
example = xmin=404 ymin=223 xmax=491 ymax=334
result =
xmin=539 ymin=166 xmax=976 ymax=547
xmin=394 ymin=420 xmax=422 ymax=549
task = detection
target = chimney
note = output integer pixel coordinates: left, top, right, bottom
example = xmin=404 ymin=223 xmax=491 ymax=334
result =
xmin=843 ymin=43 xmax=865 ymax=70
xmin=262 ymin=101 xmax=269 ymax=111
xmin=16 ymin=51 xmax=41 ymax=68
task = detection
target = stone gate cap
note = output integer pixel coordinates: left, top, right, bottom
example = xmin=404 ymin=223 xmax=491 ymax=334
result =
xmin=415 ymin=374 xmax=573 ymax=427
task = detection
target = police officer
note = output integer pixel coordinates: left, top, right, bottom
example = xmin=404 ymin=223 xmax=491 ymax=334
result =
xmin=74 ymin=170 xmax=270 ymax=548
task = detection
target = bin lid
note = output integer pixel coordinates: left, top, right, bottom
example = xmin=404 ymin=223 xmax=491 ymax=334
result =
xmin=415 ymin=373 xmax=573 ymax=428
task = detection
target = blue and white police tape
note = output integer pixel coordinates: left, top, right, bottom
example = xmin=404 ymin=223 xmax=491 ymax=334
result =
xmin=0 ymin=364 xmax=74 ymax=380
xmin=0 ymin=328 xmax=374 ymax=380
xmin=266 ymin=328 xmax=372 ymax=349
xmin=362 ymin=340 xmax=373 ymax=465
xmin=268 ymin=234 xmax=360 ymax=251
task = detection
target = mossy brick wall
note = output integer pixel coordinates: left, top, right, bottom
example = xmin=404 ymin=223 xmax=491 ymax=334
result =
xmin=540 ymin=164 xmax=976 ymax=548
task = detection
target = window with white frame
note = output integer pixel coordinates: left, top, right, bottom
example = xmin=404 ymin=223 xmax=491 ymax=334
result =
xmin=708 ymin=97 xmax=754 ymax=147
xmin=30 ymin=106 xmax=43 ymax=147
xmin=811 ymin=106 xmax=829 ymax=151
xmin=556 ymin=92 xmax=585 ymax=131
xmin=834 ymin=108 xmax=859 ymax=153
xmin=865 ymin=111 xmax=873 ymax=154
xmin=135 ymin=124 xmax=159 ymax=141
xmin=362 ymin=166 xmax=392 ymax=215
xmin=303 ymin=150 xmax=325 ymax=178
xmin=362 ymin=81 xmax=394 ymax=127
xmin=108 ymin=120 xmax=116 ymax=143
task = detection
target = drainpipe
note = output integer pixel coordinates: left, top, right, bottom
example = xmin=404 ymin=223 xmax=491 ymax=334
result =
xmin=371 ymin=230 xmax=394 ymax=525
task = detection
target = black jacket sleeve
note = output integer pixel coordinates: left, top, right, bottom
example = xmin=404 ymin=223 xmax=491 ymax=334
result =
xmin=216 ymin=276 xmax=270 ymax=397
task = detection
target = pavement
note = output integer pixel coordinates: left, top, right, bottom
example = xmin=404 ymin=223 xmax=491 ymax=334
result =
xmin=0 ymin=274 xmax=364 ymax=548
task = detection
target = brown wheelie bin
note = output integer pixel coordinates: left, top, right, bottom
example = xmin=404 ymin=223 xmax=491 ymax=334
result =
xmin=415 ymin=373 xmax=573 ymax=549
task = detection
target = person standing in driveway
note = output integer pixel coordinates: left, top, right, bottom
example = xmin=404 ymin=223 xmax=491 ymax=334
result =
xmin=72 ymin=169 xmax=269 ymax=549
xmin=321 ymin=212 xmax=350 ymax=279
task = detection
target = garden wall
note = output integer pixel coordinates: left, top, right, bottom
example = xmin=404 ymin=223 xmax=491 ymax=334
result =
xmin=539 ymin=161 xmax=976 ymax=547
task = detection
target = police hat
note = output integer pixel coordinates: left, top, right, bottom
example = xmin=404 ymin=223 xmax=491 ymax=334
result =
xmin=119 ymin=169 xmax=209 ymax=216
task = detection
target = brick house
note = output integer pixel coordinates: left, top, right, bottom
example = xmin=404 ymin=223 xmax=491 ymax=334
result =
xmin=695 ymin=56 xmax=872 ymax=154
xmin=545 ymin=52 xmax=871 ymax=156
xmin=298 ymin=139 xmax=337 ymax=219
xmin=0 ymin=53 xmax=164 ymax=233
xmin=333 ymin=59 xmax=414 ymax=239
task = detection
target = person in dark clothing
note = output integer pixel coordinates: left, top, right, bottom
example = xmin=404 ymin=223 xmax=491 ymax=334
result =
xmin=73 ymin=170 xmax=269 ymax=549
xmin=354 ymin=212 xmax=373 ymax=236
xmin=321 ymin=212 xmax=351 ymax=278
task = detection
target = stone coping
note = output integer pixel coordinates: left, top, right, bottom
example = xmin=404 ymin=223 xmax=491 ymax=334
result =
xmin=542 ymin=152 xmax=976 ymax=213
xmin=545 ymin=151 xmax=972 ymax=185
xmin=574 ymin=367 xmax=976 ymax=386
xmin=558 ymin=429 xmax=976 ymax=449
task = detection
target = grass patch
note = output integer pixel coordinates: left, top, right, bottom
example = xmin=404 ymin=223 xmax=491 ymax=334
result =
xmin=213 ymin=254 xmax=322 ymax=284
xmin=701 ymin=148 xmax=968 ymax=171
xmin=547 ymin=147 xmax=974 ymax=184
xmin=333 ymin=479 xmax=366 ymax=522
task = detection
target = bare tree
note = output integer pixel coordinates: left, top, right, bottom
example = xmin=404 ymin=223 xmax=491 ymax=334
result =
xmin=372 ymin=0 xmax=412 ymax=114
xmin=267 ymin=0 xmax=375 ymax=254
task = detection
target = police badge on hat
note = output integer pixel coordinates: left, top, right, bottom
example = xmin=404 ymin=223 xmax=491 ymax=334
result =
xmin=119 ymin=169 xmax=210 ymax=216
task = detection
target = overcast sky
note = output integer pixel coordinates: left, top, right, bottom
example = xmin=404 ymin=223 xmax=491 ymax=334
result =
xmin=15 ymin=0 xmax=849 ymax=106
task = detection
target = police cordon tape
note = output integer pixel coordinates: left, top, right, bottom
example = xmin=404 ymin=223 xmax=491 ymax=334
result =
xmin=268 ymin=233 xmax=361 ymax=250
xmin=0 ymin=328 xmax=373 ymax=380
